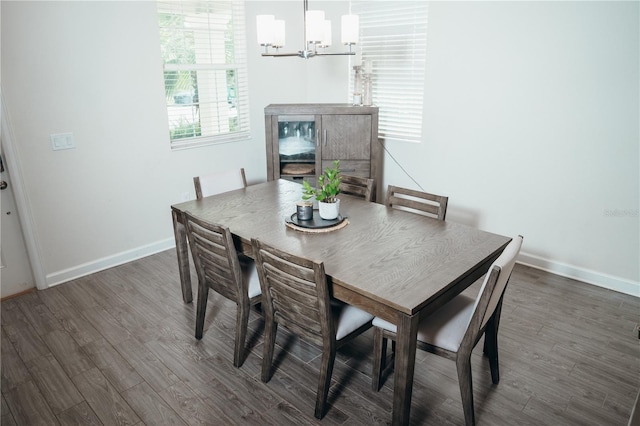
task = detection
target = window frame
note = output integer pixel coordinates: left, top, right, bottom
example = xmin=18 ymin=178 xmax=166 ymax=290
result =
xmin=157 ymin=0 xmax=250 ymax=150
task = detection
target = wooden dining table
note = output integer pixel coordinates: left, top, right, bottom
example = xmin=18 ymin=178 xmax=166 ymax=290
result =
xmin=171 ymin=179 xmax=511 ymax=425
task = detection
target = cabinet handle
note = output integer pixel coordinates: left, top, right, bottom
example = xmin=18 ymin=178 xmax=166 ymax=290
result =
xmin=324 ymin=129 xmax=327 ymax=146
xmin=316 ymin=129 xmax=319 ymax=147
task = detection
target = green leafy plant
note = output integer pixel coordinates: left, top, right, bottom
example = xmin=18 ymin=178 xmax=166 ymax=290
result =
xmin=301 ymin=182 xmax=316 ymax=203
xmin=301 ymin=160 xmax=341 ymax=203
xmin=170 ymin=118 xmax=201 ymax=140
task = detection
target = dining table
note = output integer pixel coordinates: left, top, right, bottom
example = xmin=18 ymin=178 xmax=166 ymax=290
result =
xmin=171 ymin=179 xmax=511 ymax=425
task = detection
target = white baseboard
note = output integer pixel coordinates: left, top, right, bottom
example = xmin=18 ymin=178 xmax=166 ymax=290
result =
xmin=45 ymin=238 xmax=176 ymax=288
xmin=518 ymin=251 xmax=640 ymax=298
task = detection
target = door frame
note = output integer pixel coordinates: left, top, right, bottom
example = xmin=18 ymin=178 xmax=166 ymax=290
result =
xmin=1 ymin=91 xmax=46 ymax=290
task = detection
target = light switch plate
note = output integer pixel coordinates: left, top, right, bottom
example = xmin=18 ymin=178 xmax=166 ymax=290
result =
xmin=50 ymin=133 xmax=75 ymax=151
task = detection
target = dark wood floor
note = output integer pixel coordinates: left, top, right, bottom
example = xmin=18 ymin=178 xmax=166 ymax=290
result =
xmin=1 ymin=249 xmax=638 ymax=425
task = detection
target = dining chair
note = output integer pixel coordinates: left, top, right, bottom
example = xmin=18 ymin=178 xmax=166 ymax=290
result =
xmin=371 ymin=235 xmax=523 ymax=426
xmin=184 ymin=212 xmax=261 ymax=368
xmin=339 ymin=174 xmax=375 ymax=202
xmin=386 ymin=185 xmax=449 ymax=220
xmin=194 ymin=167 xmax=247 ymax=200
xmin=251 ymin=238 xmax=374 ymax=419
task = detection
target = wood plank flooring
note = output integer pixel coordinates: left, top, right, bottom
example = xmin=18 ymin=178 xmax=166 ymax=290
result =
xmin=1 ymin=249 xmax=638 ymax=425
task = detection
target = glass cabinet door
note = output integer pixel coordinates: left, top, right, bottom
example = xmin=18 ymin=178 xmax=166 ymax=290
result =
xmin=277 ymin=115 xmax=317 ymax=180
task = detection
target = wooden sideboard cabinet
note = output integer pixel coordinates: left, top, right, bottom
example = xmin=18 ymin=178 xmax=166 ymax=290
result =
xmin=265 ymin=103 xmax=380 ymax=197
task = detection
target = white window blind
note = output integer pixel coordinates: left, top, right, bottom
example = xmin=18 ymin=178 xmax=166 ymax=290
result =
xmin=351 ymin=1 xmax=428 ymax=143
xmin=157 ymin=0 xmax=250 ymax=149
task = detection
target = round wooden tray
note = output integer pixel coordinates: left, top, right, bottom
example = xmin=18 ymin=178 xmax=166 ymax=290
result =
xmin=281 ymin=163 xmax=315 ymax=175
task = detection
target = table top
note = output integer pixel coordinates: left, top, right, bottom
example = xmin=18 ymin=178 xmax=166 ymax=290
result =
xmin=172 ymin=179 xmax=510 ymax=317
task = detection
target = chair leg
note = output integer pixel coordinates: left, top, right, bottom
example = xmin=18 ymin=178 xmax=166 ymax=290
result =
xmin=233 ymin=300 xmax=250 ymax=368
xmin=315 ymin=346 xmax=336 ymax=419
xmin=482 ymin=306 xmax=501 ymax=384
xmin=261 ymin=321 xmax=277 ymax=383
xmin=195 ymin=284 xmax=209 ymax=340
xmin=456 ymin=354 xmax=476 ymax=426
xmin=371 ymin=328 xmax=387 ymax=391
xmin=484 ymin=326 xmax=500 ymax=384
xmin=484 ymin=297 xmax=503 ymax=359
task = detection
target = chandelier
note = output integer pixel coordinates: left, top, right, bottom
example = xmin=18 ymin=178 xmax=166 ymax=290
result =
xmin=257 ymin=0 xmax=358 ymax=59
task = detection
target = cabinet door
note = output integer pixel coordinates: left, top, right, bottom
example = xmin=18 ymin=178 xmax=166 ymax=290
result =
xmin=321 ymin=115 xmax=371 ymax=160
xmin=272 ymin=115 xmax=320 ymax=182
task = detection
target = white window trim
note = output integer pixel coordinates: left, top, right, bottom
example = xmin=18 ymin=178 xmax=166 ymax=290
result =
xmin=157 ymin=0 xmax=250 ymax=149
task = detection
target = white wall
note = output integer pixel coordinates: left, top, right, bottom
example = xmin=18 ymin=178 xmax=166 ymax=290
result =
xmin=382 ymin=1 xmax=639 ymax=294
xmin=1 ymin=1 xmax=638 ymax=296
xmin=0 ymin=0 xmax=350 ymax=288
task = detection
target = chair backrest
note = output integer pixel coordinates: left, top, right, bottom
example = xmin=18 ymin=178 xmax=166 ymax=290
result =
xmin=339 ymin=175 xmax=375 ymax=202
xmin=184 ymin=212 xmax=246 ymax=302
xmin=251 ymin=238 xmax=333 ymax=348
xmin=194 ymin=168 xmax=247 ymax=200
xmin=386 ymin=185 xmax=448 ymax=220
xmin=464 ymin=235 xmax=523 ymax=345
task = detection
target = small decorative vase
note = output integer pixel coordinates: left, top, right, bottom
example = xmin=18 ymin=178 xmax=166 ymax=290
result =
xmin=362 ymin=74 xmax=373 ymax=106
xmin=318 ymin=199 xmax=340 ymax=220
xmin=296 ymin=202 xmax=313 ymax=221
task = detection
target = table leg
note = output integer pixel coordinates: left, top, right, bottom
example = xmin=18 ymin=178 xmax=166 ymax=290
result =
xmin=172 ymin=209 xmax=192 ymax=303
xmin=392 ymin=313 xmax=419 ymax=426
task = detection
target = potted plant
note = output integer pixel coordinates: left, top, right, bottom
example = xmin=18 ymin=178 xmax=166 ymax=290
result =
xmin=302 ymin=160 xmax=342 ymax=220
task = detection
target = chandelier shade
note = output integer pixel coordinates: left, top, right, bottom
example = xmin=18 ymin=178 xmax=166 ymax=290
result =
xmin=257 ymin=0 xmax=358 ymax=59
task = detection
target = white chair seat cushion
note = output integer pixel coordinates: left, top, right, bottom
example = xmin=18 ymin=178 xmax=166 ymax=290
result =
xmin=240 ymin=258 xmax=261 ymax=299
xmin=372 ymin=294 xmax=475 ymax=352
xmin=332 ymin=301 xmax=374 ymax=341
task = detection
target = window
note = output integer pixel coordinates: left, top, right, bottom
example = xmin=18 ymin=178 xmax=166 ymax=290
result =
xmin=350 ymin=1 xmax=428 ymax=143
xmin=157 ymin=0 xmax=250 ymax=148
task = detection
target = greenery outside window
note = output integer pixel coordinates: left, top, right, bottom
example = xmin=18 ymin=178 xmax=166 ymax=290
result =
xmin=157 ymin=0 xmax=250 ymax=148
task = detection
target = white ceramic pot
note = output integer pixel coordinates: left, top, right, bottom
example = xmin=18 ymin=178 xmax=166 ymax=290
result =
xmin=318 ymin=199 xmax=340 ymax=220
